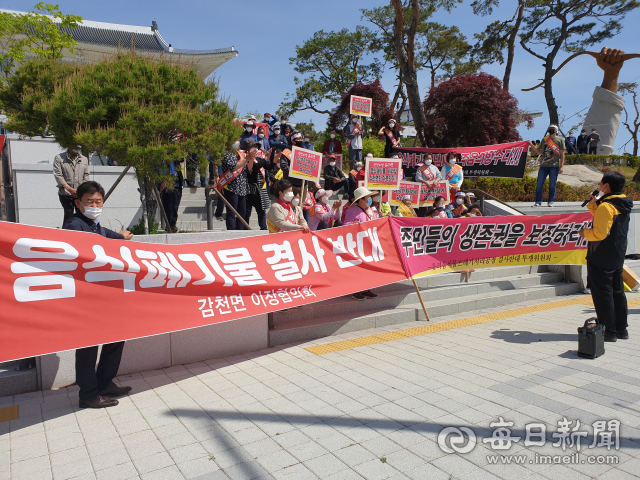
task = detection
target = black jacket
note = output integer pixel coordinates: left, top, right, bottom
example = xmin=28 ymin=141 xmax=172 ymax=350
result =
xmin=587 ymin=195 xmax=633 ymax=270
xmin=63 ymin=212 xmax=124 ymax=239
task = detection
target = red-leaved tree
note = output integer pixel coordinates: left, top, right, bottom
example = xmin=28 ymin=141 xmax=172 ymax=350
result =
xmin=328 ymin=80 xmax=395 ymax=134
xmin=423 ymin=73 xmax=532 ymax=147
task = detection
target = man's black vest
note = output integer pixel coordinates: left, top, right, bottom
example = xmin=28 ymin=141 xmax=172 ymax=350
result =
xmin=586 ymin=195 xmax=633 ymax=270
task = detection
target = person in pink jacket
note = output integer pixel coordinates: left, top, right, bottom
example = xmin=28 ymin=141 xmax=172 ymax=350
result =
xmin=308 ymin=188 xmax=342 ymax=231
xmin=343 ymin=186 xmax=377 ymax=226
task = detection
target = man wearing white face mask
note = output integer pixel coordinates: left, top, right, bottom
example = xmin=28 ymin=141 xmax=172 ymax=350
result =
xmin=322 ymin=154 xmax=348 ymax=198
xmin=63 ymin=181 xmax=133 ymax=409
xmin=345 ymin=115 xmax=363 ymax=170
xmin=322 ymin=129 xmax=342 ymax=157
xmin=240 ymin=121 xmax=256 ymax=149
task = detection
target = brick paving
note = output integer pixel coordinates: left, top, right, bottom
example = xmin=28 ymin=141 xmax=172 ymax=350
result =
xmin=2 ymin=291 xmax=640 ymax=480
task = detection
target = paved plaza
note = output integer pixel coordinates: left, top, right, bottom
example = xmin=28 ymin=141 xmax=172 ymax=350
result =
xmin=2 ymin=292 xmax=640 ymax=480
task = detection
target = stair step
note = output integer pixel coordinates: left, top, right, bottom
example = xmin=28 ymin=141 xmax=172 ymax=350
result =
xmin=268 ymin=282 xmax=581 ymax=347
xmin=272 ymin=271 xmax=562 ymax=326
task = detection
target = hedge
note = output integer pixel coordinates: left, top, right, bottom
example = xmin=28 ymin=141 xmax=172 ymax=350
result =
xmin=564 ymin=154 xmax=639 ymax=169
xmin=463 ymin=176 xmax=640 ymax=202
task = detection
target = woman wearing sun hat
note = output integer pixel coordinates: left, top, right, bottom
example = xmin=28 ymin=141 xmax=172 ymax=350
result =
xmin=343 ymin=186 xmax=379 ymax=300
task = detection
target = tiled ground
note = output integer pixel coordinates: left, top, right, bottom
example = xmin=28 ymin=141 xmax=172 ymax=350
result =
xmin=2 ymin=291 xmax=640 ymax=480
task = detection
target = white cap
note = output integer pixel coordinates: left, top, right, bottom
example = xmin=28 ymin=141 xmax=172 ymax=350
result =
xmin=366 ymin=153 xmax=373 ymax=158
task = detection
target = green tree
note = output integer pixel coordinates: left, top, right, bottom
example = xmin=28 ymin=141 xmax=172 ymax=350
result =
xmin=40 ymin=52 xmax=241 ymax=231
xmin=279 ymin=27 xmax=382 ymax=116
xmin=470 ymin=0 xmax=525 ymax=92
xmin=362 ymin=0 xmax=462 ymax=146
xmin=618 ymin=82 xmax=639 ymax=160
xmin=0 ymin=59 xmax=74 ymax=136
xmin=518 ymin=0 xmax=639 ymax=126
xmin=0 ymin=3 xmax=81 ymax=80
xmin=292 ymin=121 xmax=320 ymax=142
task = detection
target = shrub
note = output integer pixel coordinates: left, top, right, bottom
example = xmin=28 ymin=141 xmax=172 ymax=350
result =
xmin=463 ymin=176 xmax=640 ymax=202
xmin=564 ymin=154 xmax=639 ymax=169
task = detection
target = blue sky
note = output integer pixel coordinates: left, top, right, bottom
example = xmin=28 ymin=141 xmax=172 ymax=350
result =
xmin=3 ymin=0 xmax=640 ymax=152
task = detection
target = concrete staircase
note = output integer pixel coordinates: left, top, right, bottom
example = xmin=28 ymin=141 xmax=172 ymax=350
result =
xmin=268 ymin=265 xmax=581 ymax=347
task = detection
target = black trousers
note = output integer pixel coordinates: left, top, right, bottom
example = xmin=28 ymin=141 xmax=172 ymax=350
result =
xmin=326 ymin=179 xmax=349 ymax=196
xmin=316 ymin=219 xmax=343 ymax=230
xmin=587 ymin=262 xmax=628 ymax=336
xmin=589 ymin=146 xmax=598 ymax=154
xmin=76 ymin=342 xmax=125 ymax=401
xmin=215 ymin=191 xmax=225 ymax=218
xmin=224 ymin=189 xmax=246 ymax=230
xmin=578 ymin=147 xmax=588 ymax=154
xmin=161 ymin=188 xmax=182 ymax=229
xmin=245 ymin=192 xmax=267 ymax=230
xmin=59 ymin=195 xmax=76 ymax=227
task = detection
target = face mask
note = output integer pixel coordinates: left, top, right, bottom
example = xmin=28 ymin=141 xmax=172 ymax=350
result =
xmin=373 ymin=196 xmax=380 ymax=202
xmin=548 ymin=129 xmax=556 ymax=135
xmin=274 ymin=130 xmax=281 ymax=135
xmin=82 ymin=206 xmax=102 ymax=220
xmin=283 ymin=192 xmax=294 ymax=202
xmin=449 ymin=158 xmax=456 ymax=165
xmin=456 ymin=198 xmax=464 ymax=205
xmin=291 ymin=198 xmax=300 ymax=206
xmin=468 ymin=213 xmax=476 ymax=217
xmin=389 ymin=122 xmax=395 ymax=128
xmin=330 ymin=162 xmax=336 ymax=167
xmin=330 ymin=134 xmax=335 ymax=139
xmin=231 ymin=142 xmax=240 ymax=150
xmin=356 ymin=166 xmax=362 ymax=172
xmin=367 ymin=197 xmax=372 ymax=206
xmin=305 ymin=138 xmax=310 ymax=143
xmin=592 ymin=131 xmax=596 ymax=134
xmin=425 ymin=160 xmax=432 ymax=166
xmin=258 ymin=134 xmax=265 ymax=139
xmin=250 ymin=147 xmax=258 ymax=154
xmin=321 ymin=196 xmax=329 ymax=204
xmin=245 ymin=127 xmax=253 ymax=133
xmin=352 ymin=118 xmax=358 ymax=123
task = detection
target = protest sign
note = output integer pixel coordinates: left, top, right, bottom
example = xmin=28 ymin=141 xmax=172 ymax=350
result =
xmin=419 ymin=181 xmax=450 ymax=206
xmin=289 ymin=146 xmax=323 ymax=182
xmin=365 ymin=158 xmax=402 ymax=190
xmin=350 ymin=95 xmax=373 ymax=117
xmin=390 ymin=181 xmax=421 ymax=207
xmin=392 ymin=140 xmax=529 ymax=178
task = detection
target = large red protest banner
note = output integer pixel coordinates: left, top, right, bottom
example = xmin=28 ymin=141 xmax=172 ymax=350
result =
xmin=349 ymin=95 xmax=373 ymax=117
xmin=393 ymin=141 xmax=529 ymax=179
xmin=389 ymin=213 xmax=591 ymax=279
xmin=0 ymin=213 xmax=593 ymax=363
xmin=0 ymin=219 xmax=406 ymax=363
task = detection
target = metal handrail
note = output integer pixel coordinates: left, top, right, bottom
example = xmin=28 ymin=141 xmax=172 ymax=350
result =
xmin=467 ymin=188 xmax=527 ymax=216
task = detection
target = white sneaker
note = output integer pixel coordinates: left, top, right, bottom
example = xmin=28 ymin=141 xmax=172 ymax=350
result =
xmin=547 ymin=202 xmax=555 ymax=207
xmin=533 ymin=203 xmax=542 ymax=207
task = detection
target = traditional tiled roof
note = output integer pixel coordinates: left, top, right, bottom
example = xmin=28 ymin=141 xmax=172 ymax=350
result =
xmin=0 ymin=9 xmax=237 ymax=57
xmin=59 ymin=24 xmax=165 ymax=51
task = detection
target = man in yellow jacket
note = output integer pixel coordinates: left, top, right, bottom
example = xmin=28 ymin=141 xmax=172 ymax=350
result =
xmin=579 ymin=171 xmax=633 ymax=342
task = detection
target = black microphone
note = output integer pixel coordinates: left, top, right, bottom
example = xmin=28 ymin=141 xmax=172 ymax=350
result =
xmin=581 ymin=189 xmax=599 ymax=207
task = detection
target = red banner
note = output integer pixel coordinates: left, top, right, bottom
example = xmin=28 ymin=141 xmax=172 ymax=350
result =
xmin=289 ymin=146 xmax=322 ymax=182
xmin=419 ymin=181 xmax=450 ymax=206
xmin=350 ymin=95 xmax=372 ymax=117
xmin=393 ymin=141 xmax=529 ymax=178
xmin=389 ymin=213 xmax=591 ymax=279
xmin=0 ymin=219 xmax=406 ymax=362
